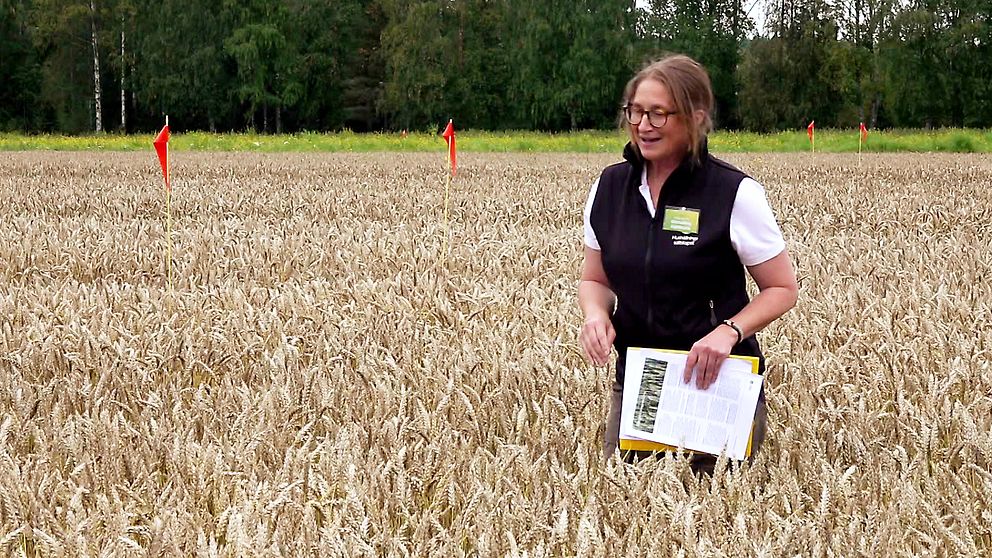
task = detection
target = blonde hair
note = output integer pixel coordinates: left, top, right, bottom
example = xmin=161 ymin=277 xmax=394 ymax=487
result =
xmin=622 ymin=54 xmax=714 ymax=165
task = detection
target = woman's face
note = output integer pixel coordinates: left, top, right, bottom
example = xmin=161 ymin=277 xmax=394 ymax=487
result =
xmin=628 ymin=78 xmax=692 ymax=165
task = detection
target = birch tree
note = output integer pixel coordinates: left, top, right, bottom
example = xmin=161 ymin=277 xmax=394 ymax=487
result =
xmin=90 ymin=0 xmax=102 ymax=131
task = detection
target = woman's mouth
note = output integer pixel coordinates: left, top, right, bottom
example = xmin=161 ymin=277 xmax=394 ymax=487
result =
xmin=640 ymin=137 xmax=661 ymax=146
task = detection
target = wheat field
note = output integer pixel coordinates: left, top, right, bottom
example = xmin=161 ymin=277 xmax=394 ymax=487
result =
xmin=0 ymin=151 xmax=990 ymax=557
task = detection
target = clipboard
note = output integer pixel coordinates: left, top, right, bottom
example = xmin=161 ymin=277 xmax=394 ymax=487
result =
xmin=618 ymin=348 xmax=762 ymax=458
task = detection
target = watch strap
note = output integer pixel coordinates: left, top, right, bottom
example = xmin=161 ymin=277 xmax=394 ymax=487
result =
xmin=721 ymin=319 xmax=743 ymax=345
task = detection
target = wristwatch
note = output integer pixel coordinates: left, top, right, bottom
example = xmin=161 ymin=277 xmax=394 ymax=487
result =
xmin=720 ymin=319 xmax=743 ymax=345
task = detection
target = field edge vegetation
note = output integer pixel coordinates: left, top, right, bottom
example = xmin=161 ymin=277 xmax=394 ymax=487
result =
xmin=2 ymin=129 xmax=992 ymax=153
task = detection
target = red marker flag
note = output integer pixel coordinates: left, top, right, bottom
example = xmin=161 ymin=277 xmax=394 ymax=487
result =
xmin=154 ymin=123 xmax=171 ymax=191
xmin=442 ymin=119 xmax=456 ymax=176
xmin=807 ymin=121 xmax=815 ymax=142
xmin=860 ymin=122 xmax=868 ymax=143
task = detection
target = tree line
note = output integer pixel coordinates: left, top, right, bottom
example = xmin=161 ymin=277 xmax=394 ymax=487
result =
xmin=1 ymin=0 xmax=989 ymax=134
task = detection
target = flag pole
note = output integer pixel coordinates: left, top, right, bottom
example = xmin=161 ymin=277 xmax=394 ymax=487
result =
xmin=858 ymin=129 xmax=863 ymax=167
xmin=441 ymin=170 xmax=451 ymax=263
xmin=440 ymin=119 xmax=456 ymax=266
xmin=166 ymin=114 xmax=172 ymax=290
xmin=858 ymin=122 xmax=868 ymax=167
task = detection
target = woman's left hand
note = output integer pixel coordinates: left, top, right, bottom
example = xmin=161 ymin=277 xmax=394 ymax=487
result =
xmin=682 ymin=325 xmax=739 ymax=390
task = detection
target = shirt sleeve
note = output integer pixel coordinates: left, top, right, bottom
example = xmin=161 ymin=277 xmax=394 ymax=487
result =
xmin=730 ymin=177 xmax=786 ymax=266
xmin=583 ymin=177 xmax=601 ymax=250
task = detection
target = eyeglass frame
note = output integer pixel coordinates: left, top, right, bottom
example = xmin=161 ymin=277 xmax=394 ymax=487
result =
xmin=622 ymin=104 xmax=680 ymax=128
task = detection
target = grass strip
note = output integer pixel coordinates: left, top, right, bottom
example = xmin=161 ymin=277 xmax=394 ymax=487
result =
xmin=2 ymin=128 xmax=990 ymax=153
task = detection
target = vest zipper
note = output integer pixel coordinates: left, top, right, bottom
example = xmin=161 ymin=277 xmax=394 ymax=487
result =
xmin=645 ymin=218 xmax=657 ymax=331
xmin=709 ymin=299 xmax=718 ymax=327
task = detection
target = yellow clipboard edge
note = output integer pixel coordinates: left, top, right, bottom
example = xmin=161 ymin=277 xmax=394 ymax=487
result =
xmin=618 ymin=348 xmax=761 ymax=458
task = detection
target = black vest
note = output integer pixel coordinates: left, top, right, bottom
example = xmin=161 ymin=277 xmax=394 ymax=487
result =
xmin=590 ymin=142 xmax=765 ymax=384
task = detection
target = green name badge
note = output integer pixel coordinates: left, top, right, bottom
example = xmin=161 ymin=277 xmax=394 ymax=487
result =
xmin=662 ymin=206 xmax=700 ymax=234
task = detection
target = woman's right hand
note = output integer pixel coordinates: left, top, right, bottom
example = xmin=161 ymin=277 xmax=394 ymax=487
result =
xmin=578 ymin=247 xmax=616 ymax=367
xmin=580 ymin=313 xmax=615 ymax=367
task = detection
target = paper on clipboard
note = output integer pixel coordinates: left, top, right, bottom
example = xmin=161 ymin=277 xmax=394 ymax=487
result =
xmin=619 ymin=347 xmax=763 ymax=460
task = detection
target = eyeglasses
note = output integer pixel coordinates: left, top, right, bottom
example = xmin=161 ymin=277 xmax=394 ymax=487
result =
xmin=623 ymin=105 xmax=679 ymax=128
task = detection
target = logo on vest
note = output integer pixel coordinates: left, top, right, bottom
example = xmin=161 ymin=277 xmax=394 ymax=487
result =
xmin=672 ymin=234 xmax=698 ymax=247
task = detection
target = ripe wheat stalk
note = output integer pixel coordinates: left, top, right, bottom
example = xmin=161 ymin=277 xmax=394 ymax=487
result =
xmin=0 ymin=151 xmax=989 ymax=556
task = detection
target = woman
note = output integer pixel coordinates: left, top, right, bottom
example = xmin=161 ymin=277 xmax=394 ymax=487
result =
xmin=578 ymin=55 xmax=798 ymax=469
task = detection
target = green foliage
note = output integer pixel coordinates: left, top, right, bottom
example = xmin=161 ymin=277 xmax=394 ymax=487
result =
xmin=0 ymin=0 xmax=45 ymax=130
xmin=2 ymin=0 xmax=992 ymax=133
xmin=738 ymin=0 xmax=851 ymax=131
xmin=29 ymin=0 xmax=97 ymax=132
xmin=288 ymin=0 xmax=379 ymax=131
xmin=133 ymin=0 xmax=236 ymax=131
xmin=500 ymin=0 xmax=636 ymax=130
xmin=378 ymin=1 xmax=451 ymax=129
xmin=877 ymin=0 xmax=992 ymax=128
xmin=641 ymin=0 xmax=751 ymax=128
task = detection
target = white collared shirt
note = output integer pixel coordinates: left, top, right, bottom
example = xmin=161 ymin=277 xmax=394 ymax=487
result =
xmin=583 ymin=166 xmax=786 ymax=266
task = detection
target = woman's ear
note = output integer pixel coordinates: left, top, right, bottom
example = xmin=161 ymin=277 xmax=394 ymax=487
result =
xmin=693 ymin=109 xmax=706 ymax=128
